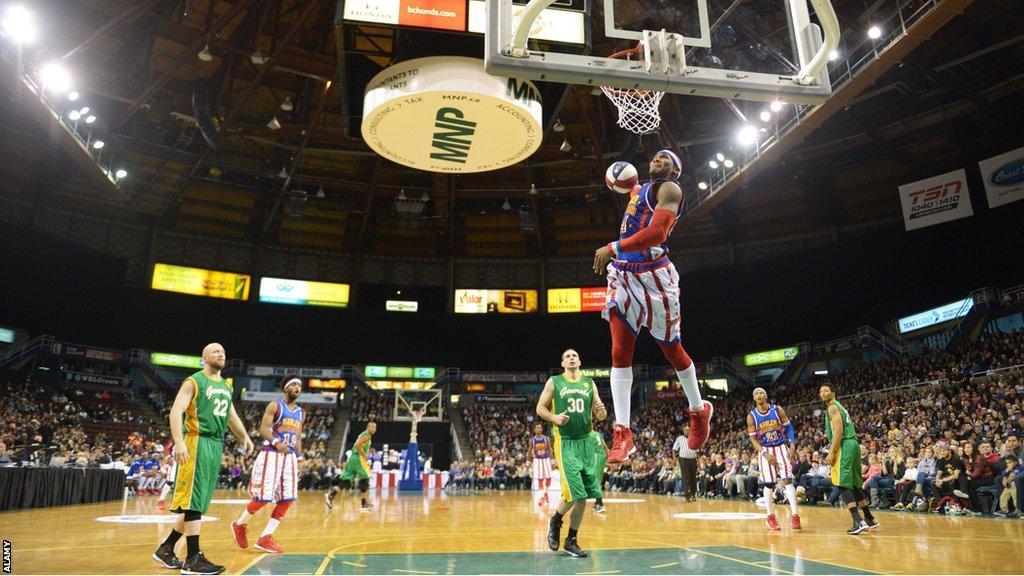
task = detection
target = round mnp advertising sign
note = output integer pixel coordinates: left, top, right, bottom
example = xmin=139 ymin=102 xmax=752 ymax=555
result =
xmin=362 ymin=56 xmax=542 ymax=173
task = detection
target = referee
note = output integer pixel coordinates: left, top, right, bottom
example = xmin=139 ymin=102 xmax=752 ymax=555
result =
xmin=673 ymin=426 xmax=698 ymax=500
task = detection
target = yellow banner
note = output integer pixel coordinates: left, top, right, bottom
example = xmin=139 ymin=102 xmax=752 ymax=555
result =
xmin=152 ymin=263 xmax=251 ymax=300
xmin=547 ymin=288 xmax=582 ymax=313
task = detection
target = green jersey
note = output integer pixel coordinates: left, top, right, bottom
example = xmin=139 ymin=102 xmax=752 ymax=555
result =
xmin=824 ymin=399 xmax=856 ymax=441
xmin=348 ymin=431 xmax=371 ymax=467
xmin=551 ymin=374 xmax=595 ymax=440
xmin=183 ymin=371 xmax=232 ymax=438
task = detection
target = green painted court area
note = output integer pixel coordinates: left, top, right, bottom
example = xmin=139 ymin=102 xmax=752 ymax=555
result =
xmin=242 ymin=546 xmax=875 ymax=575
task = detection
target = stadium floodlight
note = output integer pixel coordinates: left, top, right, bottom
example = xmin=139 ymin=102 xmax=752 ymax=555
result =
xmin=770 ymin=99 xmax=786 ymax=112
xmin=84 ymin=115 xmax=96 ymax=124
xmin=737 ymin=125 xmax=758 ymax=146
xmin=92 ymin=140 xmax=104 ymax=150
xmin=68 ymin=91 xmax=80 ymax=101
xmin=759 ymin=110 xmax=771 ymax=122
xmin=115 ymin=168 xmax=128 ymax=179
xmin=39 ymin=63 xmax=71 ymax=93
xmin=2 ymin=5 xmax=35 ymax=44
xmin=723 ymin=159 xmax=735 ymax=168
xmin=715 ymin=152 xmax=725 ymax=162
xmin=867 ymin=26 xmax=882 ymax=39
xmin=828 ymin=50 xmax=840 ymax=61
xmin=708 ymin=160 xmax=719 ymax=169
xmin=68 ymin=110 xmax=81 ymax=121
xmin=698 ymin=181 xmax=708 ymax=191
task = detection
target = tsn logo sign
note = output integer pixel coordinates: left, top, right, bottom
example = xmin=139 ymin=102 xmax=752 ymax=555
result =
xmin=908 ymin=181 xmax=962 ymax=217
xmin=898 ymin=169 xmax=974 ymax=231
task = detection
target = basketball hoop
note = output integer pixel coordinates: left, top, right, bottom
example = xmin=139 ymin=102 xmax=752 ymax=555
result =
xmin=601 ymin=44 xmax=665 ymax=135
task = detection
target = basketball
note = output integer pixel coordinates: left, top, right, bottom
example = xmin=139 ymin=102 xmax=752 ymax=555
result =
xmin=605 ymin=161 xmax=638 ymax=194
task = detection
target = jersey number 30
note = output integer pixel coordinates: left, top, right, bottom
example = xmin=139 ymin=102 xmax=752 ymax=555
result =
xmin=213 ymin=398 xmax=229 ymax=418
xmin=566 ymin=398 xmax=586 ymax=413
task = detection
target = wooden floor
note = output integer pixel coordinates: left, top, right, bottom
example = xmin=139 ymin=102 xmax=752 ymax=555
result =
xmin=3 ymin=489 xmax=1021 ymax=574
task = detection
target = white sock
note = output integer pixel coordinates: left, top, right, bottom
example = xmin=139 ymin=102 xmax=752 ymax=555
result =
xmin=158 ymin=484 xmax=171 ymax=501
xmin=261 ymin=518 xmax=280 ymax=537
xmin=610 ymin=367 xmax=633 ymax=427
xmin=764 ymin=487 xmax=775 ymax=516
xmin=237 ymin=509 xmax=253 ymax=525
xmin=676 ymin=363 xmax=703 ymax=411
xmin=785 ymin=483 xmax=799 ymax=515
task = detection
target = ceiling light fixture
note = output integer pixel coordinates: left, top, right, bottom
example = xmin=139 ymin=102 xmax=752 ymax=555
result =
xmin=115 ymin=168 xmax=128 ymax=179
xmin=250 ymin=49 xmax=266 ymax=65
xmin=867 ymin=26 xmax=882 ymax=39
xmin=529 ymin=183 xmax=538 ymax=195
xmin=560 ymin=139 xmax=572 ymax=152
xmin=723 ymin=159 xmax=735 ymax=168
xmin=39 ymin=63 xmax=71 ymax=93
xmin=502 ymin=197 xmax=511 ymax=211
xmin=92 ymin=140 xmax=104 ymax=150
xmin=769 ymin=99 xmax=786 ymax=112
xmin=84 ymin=115 xmax=96 ymax=124
xmin=315 ymin=185 xmax=325 ymax=199
xmin=2 ymin=5 xmax=35 ymax=44
xmin=737 ymin=125 xmax=758 ymax=146
xmin=759 ymin=110 xmax=771 ymax=122
xmin=280 ymin=96 xmax=293 ymax=111
xmin=68 ymin=110 xmax=81 ymax=121
xmin=715 ymin=152 xmax=725 ymax=162
xmin=278 ymin=167 xmax=288 ymax=178
xmin=552 ymin=118 xmax=564 ymax=132
xmin=698 ymin=181 xmax=708 ymax=191
xmin=709 ymin=160 xmax=719 ymax=169
xmin=267 ymin=116 xmax=281 ymax=130
xmin=828 ymin=50 xmax=840 ymax=62
xmin=67 ymin=91 xmax=80 ymax=101
xmin=198 ymin=43 xmax=213 ymax=62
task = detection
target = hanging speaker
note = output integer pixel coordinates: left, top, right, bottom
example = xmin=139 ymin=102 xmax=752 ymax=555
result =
xmin=193 ymin=78 xmax=221 ymax=151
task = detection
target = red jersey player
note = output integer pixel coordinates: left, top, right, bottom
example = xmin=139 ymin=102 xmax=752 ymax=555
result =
xmin=593 ymin=150 xmax=713 ymax=463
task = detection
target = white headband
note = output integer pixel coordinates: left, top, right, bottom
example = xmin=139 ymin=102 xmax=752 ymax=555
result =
xmin=283 ymin=378 xmax=302 ymax=388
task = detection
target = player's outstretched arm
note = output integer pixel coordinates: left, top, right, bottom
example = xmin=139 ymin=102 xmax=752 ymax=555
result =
xmin=746 ymin=413 xmax=763 ymax=453
xmin=169 ymin=378 xmax=196 ymax=464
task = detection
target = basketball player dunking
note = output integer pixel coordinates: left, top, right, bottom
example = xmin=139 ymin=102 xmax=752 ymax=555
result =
xmin=531 ymin=424 xmax=553 ymax=505
xmin=747 ymin=387 xmax=801 ymax=531
xmin=593 ymin=150 xmax=713 ymax=462
xmin=231 ymin=375 xmax=305 ymax=554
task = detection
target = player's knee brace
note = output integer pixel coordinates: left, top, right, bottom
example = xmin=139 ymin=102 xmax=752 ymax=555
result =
xmin=271 ymin=501 xmax=292 ymax=520
xmin=358 ymin=478 xmax=369 ymax=492
xmin=183 ymin=510 xmax=202 ymax=522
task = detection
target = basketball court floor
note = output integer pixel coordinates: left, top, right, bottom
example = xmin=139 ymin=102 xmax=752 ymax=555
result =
xmin=3 ymin=489 xmax=1020 ymax=574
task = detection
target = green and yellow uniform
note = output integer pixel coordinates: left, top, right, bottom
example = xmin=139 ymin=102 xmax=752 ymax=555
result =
xmin=825 ymin=399 xmax=862 ymax=489
xmin=171 ymin=371 xmax=233 ymax=514
xmin=589 ymin=430 xmax=607 ymax=485
xmin=341 ymin=430 xmax=371 ymax=482
xmin=551 ymin=375 xmax=602 ymax=502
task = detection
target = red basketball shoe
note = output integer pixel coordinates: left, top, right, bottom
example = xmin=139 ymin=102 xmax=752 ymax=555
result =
xmin=766 ymin=514 xmax=781 ymax=531
xmin=686 ymin=401 xmax=714 ymax=450
xmin=230 ymin=521 xmax=249 ymax=549
xmin=791 ymin=514 xmax=803 ymax=531
xmin=155 ymin=499 xmax=166 ymax=513
xmin=254 ymin=534 xmax=283 ymax=554
xmin=607 ymin=424 xmax=636 ymax=464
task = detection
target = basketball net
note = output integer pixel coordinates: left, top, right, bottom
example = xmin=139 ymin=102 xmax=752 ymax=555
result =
xmin=601 ymin=44 xmax=665 ymax=134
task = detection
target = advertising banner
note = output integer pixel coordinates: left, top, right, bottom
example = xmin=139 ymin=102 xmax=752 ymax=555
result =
xmin=242 ymin=391 xmax=337 ymax=404
xmin=152 ymin=263 xmax=251 ymax=300
xmin=897 ymin=169 xmax=973 ymax=231
xmin=897 ymin=297 xmax=974 ymax=333
xmin=386 ymin=300 xmax=419 ymax=312
xmin=743 ymin=346 xmax=799 ymax=366
xmin=247 ymin=365 xmax=344 ymax=379
xmin=547 ymin=287 xmax=607 ymax=313
xmin=475 ymin=394 xmax=530 ymax=403
xmin=979 ymin=146 xmax=1024 ymax=209
xmin=151 ymin=352 xmax=204 ymax=369
xmin=65 ymin=372 xmax=125 ymax=387
xmin=258 ymin=277 xmax=350 ymax=308
xmin=455 ymin=288 xmax=538 ymax=313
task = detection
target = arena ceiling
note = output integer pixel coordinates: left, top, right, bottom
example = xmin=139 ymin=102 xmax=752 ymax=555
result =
xmin=0 ymin=0 xmax=1022 ymax=262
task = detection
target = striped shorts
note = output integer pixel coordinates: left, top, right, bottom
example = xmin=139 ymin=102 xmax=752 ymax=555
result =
xmin=532 ymin=457 xmax=552 ymax=486
xmin=250 ymin=450 xmax=299 ymax=503
xmin=758 ymin=444 xmax=793 ymax=485
xmin=602 ymin=259 xmax=682 ymax=342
